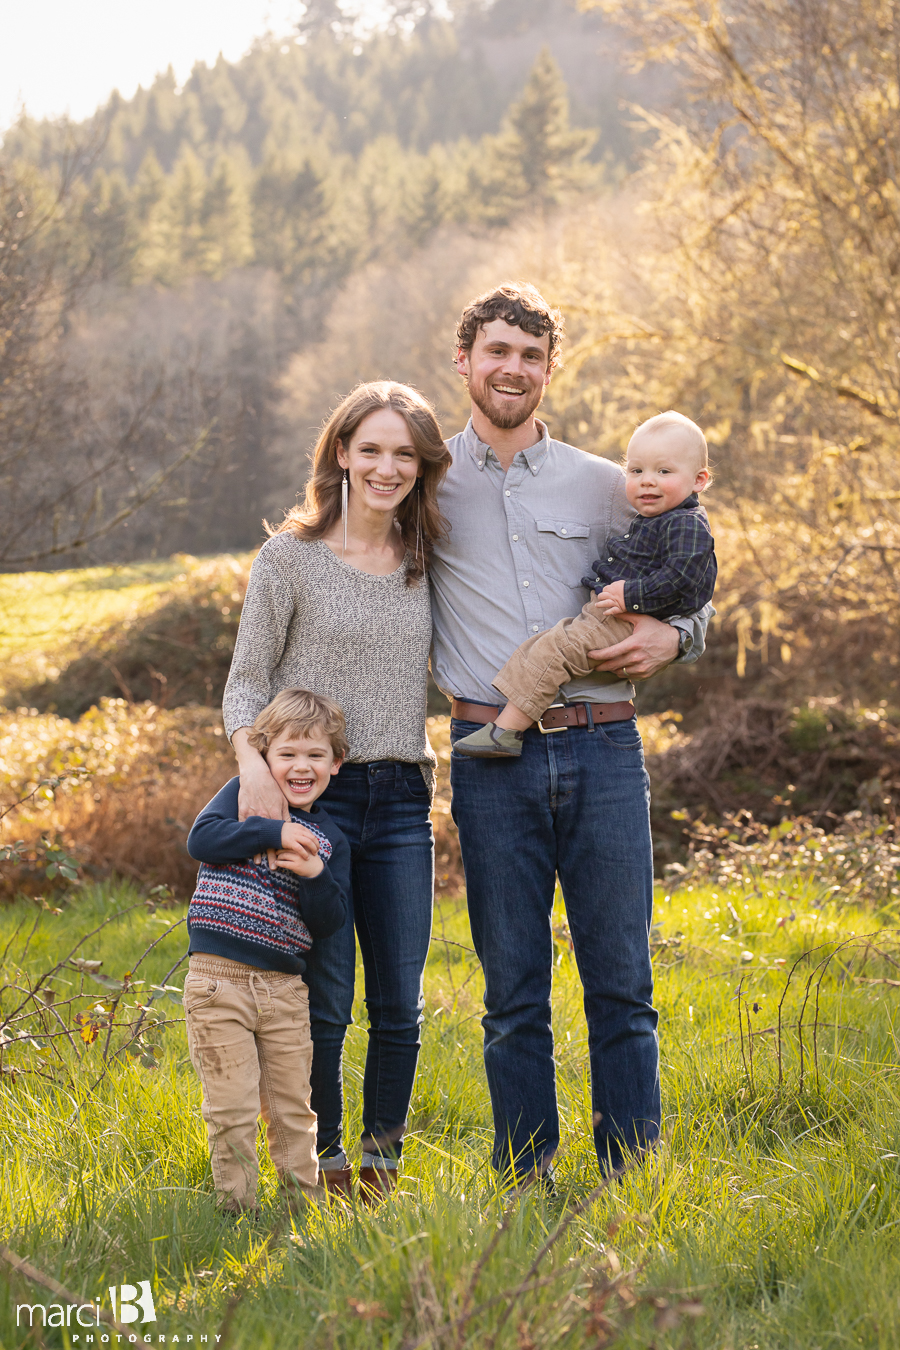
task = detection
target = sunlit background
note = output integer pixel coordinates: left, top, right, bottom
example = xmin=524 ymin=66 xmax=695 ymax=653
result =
xmin=0 ymin=0 xmax=394 ymax=127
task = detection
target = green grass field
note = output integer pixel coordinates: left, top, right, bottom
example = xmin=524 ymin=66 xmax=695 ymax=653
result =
xmin=1 ymin=558 xmax=898 ymax=1346
xmin=0 ymin=557 xmax=250 ymax=706
xmin=1 ymin=871 xmax=899 ymax=1349
xmin=0 ymin=562 xmax=184 ymax=671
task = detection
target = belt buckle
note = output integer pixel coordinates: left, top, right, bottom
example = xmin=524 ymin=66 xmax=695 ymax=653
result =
xmin=537 ymin=703 xmax=568 ymax=734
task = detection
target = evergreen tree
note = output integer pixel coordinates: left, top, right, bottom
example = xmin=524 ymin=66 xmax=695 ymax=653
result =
xmin=252 ymin=155 xmax=333 ymax=282
xmin=199 ymin=155 xmax=254 ymax=277
xmin=474 ymin=48 xmax=597 ymax=222
xmin=131 ymin=150 xmax=175 ymax=284
xmin=80 ymin=170 xmax=137 ymax=282
xmin=166 ymin=147 xmax=207 ymax=281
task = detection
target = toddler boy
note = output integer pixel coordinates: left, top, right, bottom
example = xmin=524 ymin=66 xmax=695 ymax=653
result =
xmin=184 ymin=687 xmax=350 ymax=1212
xmin=454 ymin=411 xmax=716 ymax=757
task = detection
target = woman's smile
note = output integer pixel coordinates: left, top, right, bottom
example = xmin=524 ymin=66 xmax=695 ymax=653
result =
xmin=337 ymin=407 xmax=422 ymax=517
xmin=365 ymin=479 xmax=402 ymax=495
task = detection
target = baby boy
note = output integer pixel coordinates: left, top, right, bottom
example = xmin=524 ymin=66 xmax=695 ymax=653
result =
xmin=454 ymin=411 xmax=717 ymax=757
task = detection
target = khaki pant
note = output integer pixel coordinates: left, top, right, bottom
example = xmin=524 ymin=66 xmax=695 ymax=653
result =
xmin=184 ymin=954 xmax=319 ymax=1210
xmin=493 ymin=603 xmax=634 ymax=722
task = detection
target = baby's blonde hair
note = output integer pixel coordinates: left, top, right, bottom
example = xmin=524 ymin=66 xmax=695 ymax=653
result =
xmin=629 ymin=410 xmax=708 ymax=470
xmin=246 ymin=688 xmax=349 ymax=760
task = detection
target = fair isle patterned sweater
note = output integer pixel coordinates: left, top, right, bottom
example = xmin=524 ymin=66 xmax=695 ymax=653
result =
xmin=186 ymin=777 xmax=349 ymax=975
xmin=222 ymin=534 xmax=437 ymax=797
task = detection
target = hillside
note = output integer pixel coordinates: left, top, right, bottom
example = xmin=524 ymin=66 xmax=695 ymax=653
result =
xmin=5 ymin=0 xmax=649 ymax=177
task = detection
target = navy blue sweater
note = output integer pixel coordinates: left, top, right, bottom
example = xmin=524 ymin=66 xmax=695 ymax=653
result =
xmin=186 ymin=777 xmax=349 ymax=975
xmin=583 ymin=493 xmax=716 ymax=620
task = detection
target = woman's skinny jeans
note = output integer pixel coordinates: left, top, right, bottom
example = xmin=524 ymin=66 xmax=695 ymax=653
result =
xmin=305 ymin=760 xmax=434 ymax=1160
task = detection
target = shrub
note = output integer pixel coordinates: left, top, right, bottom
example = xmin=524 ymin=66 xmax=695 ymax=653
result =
xmin=0 ymin=700 xmax=230 ymax=897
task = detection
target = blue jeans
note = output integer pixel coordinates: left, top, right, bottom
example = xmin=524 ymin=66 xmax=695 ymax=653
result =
xmin=450 ymin=711 xmax=659 ymax=1177
xmin=305 ymin=761 xmax=434 ymax=1160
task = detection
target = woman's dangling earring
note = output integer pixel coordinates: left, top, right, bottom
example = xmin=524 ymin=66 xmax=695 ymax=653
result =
xmin=415 ymin=478 xmax=423 ymax=570
xmin=341 ymin=468 xmax=349 ymax=561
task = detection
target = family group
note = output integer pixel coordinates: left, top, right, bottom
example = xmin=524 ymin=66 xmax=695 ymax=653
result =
xmin=180 ymin=282 xmax=716 ymax=1212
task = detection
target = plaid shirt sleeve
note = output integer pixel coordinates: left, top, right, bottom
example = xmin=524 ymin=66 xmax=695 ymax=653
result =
xmin=622 ymin=511 xmax=716 ymax=616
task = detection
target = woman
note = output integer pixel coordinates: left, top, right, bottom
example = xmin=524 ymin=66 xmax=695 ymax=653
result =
xmin=223 ymin=381 xmax=450 ymax=1198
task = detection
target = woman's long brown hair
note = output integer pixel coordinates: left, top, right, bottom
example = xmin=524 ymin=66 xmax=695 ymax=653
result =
xmin=270 ymin=381 xmax=451 ymax=586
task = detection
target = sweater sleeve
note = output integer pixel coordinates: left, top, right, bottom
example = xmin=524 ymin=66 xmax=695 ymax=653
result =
xmin=223 ymin=547 xmax=298 ymax=741
xmin=295 ymin=829 xmax=349 ymax=940
xmin=187 ymin=777 xmax=285 ymax=864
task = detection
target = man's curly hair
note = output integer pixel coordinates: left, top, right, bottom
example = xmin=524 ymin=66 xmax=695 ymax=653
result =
xmin=456 ymin=283 xmax=564 ymax=371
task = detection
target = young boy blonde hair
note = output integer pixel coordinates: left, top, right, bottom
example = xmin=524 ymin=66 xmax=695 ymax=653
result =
xmin=246 ymin=687 xmax=349 ymax=760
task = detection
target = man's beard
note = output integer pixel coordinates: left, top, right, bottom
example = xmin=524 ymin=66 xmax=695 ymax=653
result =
xmin=467 ymin=377 xmax=545 ymax=430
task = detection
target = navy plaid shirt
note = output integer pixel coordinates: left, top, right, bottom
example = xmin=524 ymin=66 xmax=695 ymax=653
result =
xmin=582 ymin=493 xmax=716 ymax=620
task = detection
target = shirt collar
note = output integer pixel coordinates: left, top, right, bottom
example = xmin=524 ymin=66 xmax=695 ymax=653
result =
xmin=462 ymin=418 xmax=551 ymax=474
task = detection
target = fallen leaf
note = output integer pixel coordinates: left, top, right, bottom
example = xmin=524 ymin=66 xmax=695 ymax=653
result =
xmin=347 ymin=1299 xmax=388 ymax=1320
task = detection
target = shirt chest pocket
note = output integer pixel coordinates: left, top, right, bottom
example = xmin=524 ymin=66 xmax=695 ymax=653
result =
xmin=534 ymin=519 xmax=592 ymax=587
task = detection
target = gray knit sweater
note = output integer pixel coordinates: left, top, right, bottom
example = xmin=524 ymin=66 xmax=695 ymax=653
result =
xmin=223 ymin=533 xmax=436 ymax=791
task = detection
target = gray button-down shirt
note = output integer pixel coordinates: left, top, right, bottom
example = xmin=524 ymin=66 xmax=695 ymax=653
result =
xmin=430 ymin=419 xmax=709 ymax=706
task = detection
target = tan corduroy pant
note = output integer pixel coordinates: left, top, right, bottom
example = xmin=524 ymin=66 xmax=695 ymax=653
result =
xmin=493 ymin=603 xmax=634 ymax=722
xmin=184 ymin=954 xmax=320 ymax=1211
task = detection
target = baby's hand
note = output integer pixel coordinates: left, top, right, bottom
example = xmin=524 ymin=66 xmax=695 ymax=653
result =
xmin=593 ymin=580 xmax=627 ymax=616
xmin=274 ymin=848 xmax=325 ymax=879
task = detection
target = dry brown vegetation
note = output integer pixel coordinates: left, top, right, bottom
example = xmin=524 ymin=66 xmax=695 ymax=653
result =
xmin=0 ymin=701 xmax=230 ymax=896
xmin=0 ymin=696 xmax=465 ymax=901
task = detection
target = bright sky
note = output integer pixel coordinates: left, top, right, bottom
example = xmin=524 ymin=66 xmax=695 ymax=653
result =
xmin=0 ymin=0 xmax=314 ymax=131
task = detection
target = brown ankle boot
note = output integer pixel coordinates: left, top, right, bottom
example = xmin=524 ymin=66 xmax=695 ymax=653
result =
xmin=321 ymin=1165 xmax=353 ymax=1199
xmin=358 ymin=1164 xmax=397 ymax=1203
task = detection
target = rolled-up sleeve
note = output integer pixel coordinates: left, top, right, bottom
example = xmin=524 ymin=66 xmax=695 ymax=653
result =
xmin=223 ymin=553 xmax=295 ymax=740
xmin=669 ymin=602 xmax=714 ymax=664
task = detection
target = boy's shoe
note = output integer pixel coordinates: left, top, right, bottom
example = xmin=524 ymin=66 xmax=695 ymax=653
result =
xmin=218 ymin=1197 xmax=261 ymax=1219
xmin=281 ymin=1176 xmax=328 ymax=1212
xmin=453 ymin=723 xmax=524 ymax=758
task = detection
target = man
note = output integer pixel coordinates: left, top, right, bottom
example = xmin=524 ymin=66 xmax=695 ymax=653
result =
xmin=429 ymin=283 xmax=710 ymax=1181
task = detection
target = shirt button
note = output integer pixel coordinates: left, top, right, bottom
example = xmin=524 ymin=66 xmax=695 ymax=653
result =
xmin=512 ymin=534 xmax=519 ymax=541
xmin=505 ymin=490 xmax=511 ymax=497
xmin=523 ymin=580 xmax=530 ymax=587
xmin=633 ymin=604 xmax=639 ymax=610
xmin=561 ymin=528 xmax=567 ymax=535
xmin=607 ymin=557 xmax=613 ymax=562
xmin=532 ymin=624 xmax=540 ymax=632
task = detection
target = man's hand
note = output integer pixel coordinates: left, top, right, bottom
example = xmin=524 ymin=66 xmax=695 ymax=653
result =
xmin=273 ymin=848 xmax=325 ymax=879
xmin=592 ymin=580 xmax=626 ymax=617
xmin=588 ymin=613 xmax=679 ymax=681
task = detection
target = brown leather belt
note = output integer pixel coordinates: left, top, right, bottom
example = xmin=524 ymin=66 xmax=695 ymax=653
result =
xmin=451 ymin=699 xmax=635 ymax=733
